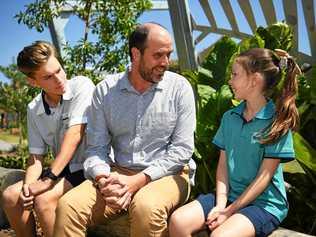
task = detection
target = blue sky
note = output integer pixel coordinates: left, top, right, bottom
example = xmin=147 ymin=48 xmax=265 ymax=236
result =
xmin=0 ymin=0 xmax=312 ymax=83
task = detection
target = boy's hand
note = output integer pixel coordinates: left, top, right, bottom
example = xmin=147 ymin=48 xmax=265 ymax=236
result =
xmin=28 ymin=178 xmax=55 ymax=196
xmin=20 ymin=183 xmax=35 ymax=210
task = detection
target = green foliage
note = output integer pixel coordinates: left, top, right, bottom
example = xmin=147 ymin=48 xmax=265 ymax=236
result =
xmin=282 ymin=133 xmax=316 ymax=234
xmin=15 ymin=0 xmax=152 ymax=83
xmin=0 ymin=145 xmax=28 ymax=169
xmin=0 ymin=65 xmax=40 ymax=143
xmin=201 ymin=36 xmax=239 ymax=90
xmin=256 ymin=22 xmax=294 ymax=51
xmin=0 ymin=145 xmax=54 ymax=170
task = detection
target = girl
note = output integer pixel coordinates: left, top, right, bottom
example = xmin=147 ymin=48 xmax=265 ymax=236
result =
xmin=169 ymin=48 xmax=301 ymax=237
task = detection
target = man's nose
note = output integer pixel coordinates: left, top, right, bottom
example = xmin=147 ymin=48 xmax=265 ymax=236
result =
xmin=160 ymin=55 xmax=170 ymax=66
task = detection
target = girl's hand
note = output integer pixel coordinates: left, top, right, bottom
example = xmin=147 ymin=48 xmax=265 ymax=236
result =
xmin=206 ymin=207 xmax=232 ymax=231
xmin=206 ymin=206 xmax=223 ymax=228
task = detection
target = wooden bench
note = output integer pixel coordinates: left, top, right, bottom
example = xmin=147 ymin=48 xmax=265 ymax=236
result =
xmin=1 ymin=168 xmax=314 ymax=237
xmin=86 ymin=214 xmax=314 ymax=237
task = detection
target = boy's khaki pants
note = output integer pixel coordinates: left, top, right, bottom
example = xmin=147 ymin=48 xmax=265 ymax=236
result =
xmin=53 ymin=166 xmax=190 ymax=237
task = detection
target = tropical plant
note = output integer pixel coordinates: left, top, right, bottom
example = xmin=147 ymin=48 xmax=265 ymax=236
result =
xmin=15 ymin=0 xmax=152 ymax=83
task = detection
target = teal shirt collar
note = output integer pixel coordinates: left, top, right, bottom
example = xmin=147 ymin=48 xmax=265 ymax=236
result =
xmin=231 ymin=100 xmax=275 ymax=120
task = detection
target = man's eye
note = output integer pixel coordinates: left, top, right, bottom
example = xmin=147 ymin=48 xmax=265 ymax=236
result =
xmin=154 ymin=54 xmax=161 ymax=59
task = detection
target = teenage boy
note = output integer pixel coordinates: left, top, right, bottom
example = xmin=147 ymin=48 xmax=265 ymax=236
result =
xmin=2 ymin=41 xmax=95 ymax=237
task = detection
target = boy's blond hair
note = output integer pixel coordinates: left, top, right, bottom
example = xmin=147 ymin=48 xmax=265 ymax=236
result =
xmin=17 ymin=41 xmax=58 ymax=77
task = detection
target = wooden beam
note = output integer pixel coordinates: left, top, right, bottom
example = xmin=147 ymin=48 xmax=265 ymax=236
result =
xmin=301 ymin=0 xmax=316 ymax=63
xmin=259 ymin=0 xmax=277 ymax=25
xmin=237 ymin=0 xmax=257 ymax=33
xmin=283 ymin=0 xmax=299 ymax=54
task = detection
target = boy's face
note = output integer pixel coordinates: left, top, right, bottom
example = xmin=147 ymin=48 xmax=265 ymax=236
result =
xmin=29 ymin=55 xmax=67 ymax=96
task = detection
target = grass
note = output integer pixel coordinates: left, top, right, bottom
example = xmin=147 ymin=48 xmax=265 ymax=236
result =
xmin=0 ymin=129 xmax=20 ymax=144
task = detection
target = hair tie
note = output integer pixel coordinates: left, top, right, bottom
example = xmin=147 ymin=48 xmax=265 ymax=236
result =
xmin=274 ymin=49 xmax=289 ymax=70
xmin=274 ymin=49 xmax=302 ymax=74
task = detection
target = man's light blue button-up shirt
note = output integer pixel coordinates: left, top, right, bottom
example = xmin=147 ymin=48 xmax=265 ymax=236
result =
xmin=84 ymin=70 xmax=196 ymax=182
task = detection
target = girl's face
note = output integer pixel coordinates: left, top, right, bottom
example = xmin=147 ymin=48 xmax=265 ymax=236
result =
xmin=229 ymin=62 xmax=253 ymax=100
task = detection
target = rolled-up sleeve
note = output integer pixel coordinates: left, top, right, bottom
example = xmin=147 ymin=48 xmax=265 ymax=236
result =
xmin=143 ymin=79 xmax=196 ymax=181
xmin=83 ymin=82 xmax=112 ymax=180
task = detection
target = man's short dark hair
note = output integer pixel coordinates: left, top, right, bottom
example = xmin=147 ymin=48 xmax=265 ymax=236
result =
xmin=128 ymin=25 xmax=150 ymax=60
xmin=128 ymin=22 xmax=167 ymax=61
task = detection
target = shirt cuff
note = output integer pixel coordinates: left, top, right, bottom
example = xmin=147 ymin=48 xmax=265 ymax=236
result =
xmin=212 ymin=140 xmax=225 ymax=150
xmin=29 ymin=147 xmax=46 ymax=155
xmin=69 ymin=116 xmax=88 ymax=127
xmin=142 ymin=166 xmax=166 ymax=181
xmin=264 ymin=152 xmax=295 ymax=158
xmin=84 ymin=163 xmax=111 ymax=181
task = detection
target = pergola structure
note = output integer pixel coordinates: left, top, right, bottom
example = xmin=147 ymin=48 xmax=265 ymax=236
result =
xmin=49 ymin=0 xmax=316 ymax=71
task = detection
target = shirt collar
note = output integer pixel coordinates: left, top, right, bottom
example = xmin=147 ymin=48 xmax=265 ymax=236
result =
xmin=62 ymin=80 xmax=73 ymax=100
xmin=231 ymin=99 xmax=275 ymax=120
xmin=37 ymin=80 xmax=72 ymax=115
xmin=36 ymin=92 xmax=46 ymax=115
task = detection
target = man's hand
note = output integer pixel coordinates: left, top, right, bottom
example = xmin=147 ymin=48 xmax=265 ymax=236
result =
xmin=117 ymin=172 xmax=150 ymax=194
xmin=96 ymin=172 xmax=150 ymax=211
xmin=97 ymin=174 xmax=130 ymax=211
xmin=20 ymin=183 xmax=35 ymax=210
xmin=28 ymin=178 xmax=55 ymax=196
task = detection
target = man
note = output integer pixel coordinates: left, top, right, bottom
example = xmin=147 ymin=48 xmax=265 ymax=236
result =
xmin=53 ymin=23 xmax=196 ymax=237
xmin=2 ymin=41 xmax=95 ymax=237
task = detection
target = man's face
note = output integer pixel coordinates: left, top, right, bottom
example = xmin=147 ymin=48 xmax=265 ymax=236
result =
xmin=136 ymin=32 xmax=173 ymax=84
xmin=30 ymin=56 xmax=67 ymax=95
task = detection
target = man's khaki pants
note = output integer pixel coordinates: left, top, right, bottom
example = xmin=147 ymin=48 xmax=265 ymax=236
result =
xmin=53 ymin=166 xmax=190 ymax=237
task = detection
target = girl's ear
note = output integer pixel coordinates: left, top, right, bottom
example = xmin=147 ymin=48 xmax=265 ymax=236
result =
xmin=251 ymin=72 xmax=264 ymax=88
xmin=26 ymin=77 xmax=38 ymax=87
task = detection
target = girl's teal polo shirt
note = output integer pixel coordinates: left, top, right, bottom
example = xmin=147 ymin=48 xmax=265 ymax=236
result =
xmin=212 ymin=100 xmax=294 ymax=222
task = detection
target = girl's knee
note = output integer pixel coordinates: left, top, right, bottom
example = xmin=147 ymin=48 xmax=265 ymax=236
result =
xmin=210 ymin=229 xmax=223 ymax=237
xmin=169 ymin=210 xmax=185 ymax=229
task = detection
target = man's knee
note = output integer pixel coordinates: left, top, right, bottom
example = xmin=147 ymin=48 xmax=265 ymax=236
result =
xmin=55 ymin=194 xmax=72 ymax=218
xmin=130 ymin=192 xmax=168 ymax=225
